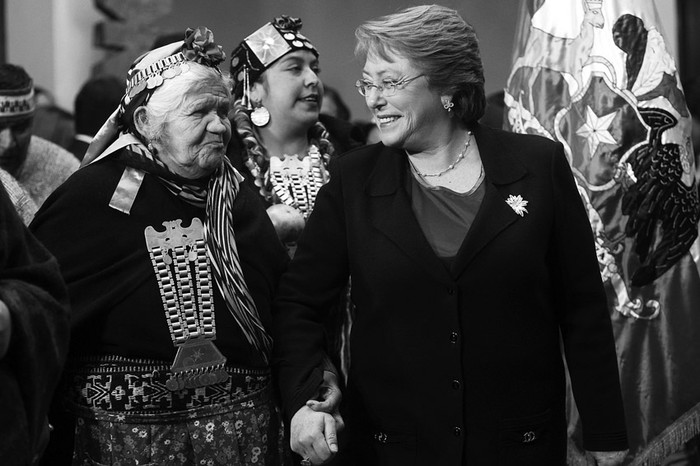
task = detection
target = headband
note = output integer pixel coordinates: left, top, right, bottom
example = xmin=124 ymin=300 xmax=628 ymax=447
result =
xmin=0 ymin=84 xmax=35 ymax=124
xmin=229 ymin=15 xmax=318 ymax=106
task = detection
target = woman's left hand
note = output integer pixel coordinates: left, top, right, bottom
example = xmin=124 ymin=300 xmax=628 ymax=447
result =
xmin=589 ymin=449 xmax=628 ymax=466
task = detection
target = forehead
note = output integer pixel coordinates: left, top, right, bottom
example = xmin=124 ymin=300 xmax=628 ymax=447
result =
xmin=362 ymin=50 xmax=415 ymax=77
xmin=273 ymin=50 xmax=319 ymax=67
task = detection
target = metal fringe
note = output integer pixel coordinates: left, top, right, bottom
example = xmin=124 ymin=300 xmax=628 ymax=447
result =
xmin=567 ymin=401 xmax=700 ymax=465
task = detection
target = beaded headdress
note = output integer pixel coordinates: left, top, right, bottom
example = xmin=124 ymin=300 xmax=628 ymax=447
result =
xmin=0 ymin=81 xmax=35 ymax=124
xmin=83 ymin=26 xmax=226 ymax=166
xmin=229 ymin=16 xmax=318 ymax=107
xmin=118 ymin=26 xmax=226 ymax=130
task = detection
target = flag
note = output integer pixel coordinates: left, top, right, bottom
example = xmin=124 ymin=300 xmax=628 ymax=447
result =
xmin=505 ymin=0 xmax=700 ymax=464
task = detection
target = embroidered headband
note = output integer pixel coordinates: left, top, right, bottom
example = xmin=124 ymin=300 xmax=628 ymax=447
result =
xmin=118 ymin=26 xmax=226 ymax=126
xmin=0 ymin=83 xmax=35 ymax=123
xmin=230 ymin=15 xmax=318 ymax=104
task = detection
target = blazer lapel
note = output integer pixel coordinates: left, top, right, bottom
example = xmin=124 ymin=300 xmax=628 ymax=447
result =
xmin=365 ymin=146 xmax=453 ymax=284
xmin=451 ymin=125 xmax=529 ymax=278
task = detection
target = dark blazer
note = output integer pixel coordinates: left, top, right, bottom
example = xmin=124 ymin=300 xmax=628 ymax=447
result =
xmin=272 ymin=124 xmax=628 ymax=465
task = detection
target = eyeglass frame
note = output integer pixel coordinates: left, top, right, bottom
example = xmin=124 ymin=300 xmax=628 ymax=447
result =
xmin=355 ymin=75 xmax=424 ymax=97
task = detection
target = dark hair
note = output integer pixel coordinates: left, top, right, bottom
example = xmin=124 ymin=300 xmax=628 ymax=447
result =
xmin=74 ymin=76 xmax=125 ymax=136
xmin=0 ymin=64 xmax=32 ymax=90
xmin=322 ymin=86 xmax=351 ymax=121
xmin=355 ymin=5 xmax=485 ymax=126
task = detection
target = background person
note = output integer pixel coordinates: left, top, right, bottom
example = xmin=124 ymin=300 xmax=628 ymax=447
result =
xmin=0 ymin=180 xmax=70 ymax=465
xmin=31 ymin=27 xmax=291 ymax=465
xmin=0 ymin=64 xmax=79 ymax=210
xmin=69 ymin=75 xmax=124 ymax=161
xmin=272 ymin=5 xmax=629 ymax=466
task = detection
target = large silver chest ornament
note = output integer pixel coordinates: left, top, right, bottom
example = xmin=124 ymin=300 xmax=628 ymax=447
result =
xmin=144 ymin=218 xmax=229 ymax=391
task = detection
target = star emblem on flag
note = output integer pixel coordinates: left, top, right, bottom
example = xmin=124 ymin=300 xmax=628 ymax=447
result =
xmin=576 ymin=106 xmax=618 ymax=158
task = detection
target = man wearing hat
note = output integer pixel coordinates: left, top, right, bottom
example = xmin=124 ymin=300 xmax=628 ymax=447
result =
xmin=0 ymin=64 xmax=78 ymax=212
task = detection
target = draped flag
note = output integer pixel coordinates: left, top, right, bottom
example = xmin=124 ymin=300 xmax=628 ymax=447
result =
xmin=505 ymin=1 xmax=700 ymax=464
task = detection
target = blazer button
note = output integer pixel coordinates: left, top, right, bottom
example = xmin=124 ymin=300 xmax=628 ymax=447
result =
xmin=447 ymin=287 xmax=455 ymax=295
xmin=452 ymin=379 xmax=461 ymax=390
xmin=522 ymin=431 xmax=537 ymax=443
xmin=453 ymin=426 xmax=462 ymax=437
xmin=450 ymin=332 xmax=458 ymax=343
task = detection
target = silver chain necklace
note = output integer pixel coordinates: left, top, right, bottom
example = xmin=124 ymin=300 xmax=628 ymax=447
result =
xmin=407 ymin=130 xmax=473 ymax=178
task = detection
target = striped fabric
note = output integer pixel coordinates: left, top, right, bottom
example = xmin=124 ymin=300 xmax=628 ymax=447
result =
xmin=205 ymin=157 xmax=273 ymax=362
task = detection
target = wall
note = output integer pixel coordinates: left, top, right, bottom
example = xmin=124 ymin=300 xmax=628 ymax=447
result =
xmin=6 ymin=0 xmax=104 ymax=111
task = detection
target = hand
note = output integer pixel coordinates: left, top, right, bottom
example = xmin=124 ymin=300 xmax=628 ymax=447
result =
xmin=306 ymin=371 xmax=343 ymax=427
xmin=589 ymin=449 xmax=628 ymax=466
xmin=0 ymin=300 xmax=11 ymax=359
xmin=290 ymin=405 xmax=339 ymax=465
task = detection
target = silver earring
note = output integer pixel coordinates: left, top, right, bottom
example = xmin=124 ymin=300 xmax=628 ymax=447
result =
xmin=443 ymin=99 xmax=454 ymax=112
xmin=251 ymin=105 xmax=270 ymax=127
xmin=147 ymin=142 xmax=157 ymax=155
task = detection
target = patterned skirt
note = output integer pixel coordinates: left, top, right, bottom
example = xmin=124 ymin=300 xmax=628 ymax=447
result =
xmin=65 ymin=355 xmax=289 ymax=466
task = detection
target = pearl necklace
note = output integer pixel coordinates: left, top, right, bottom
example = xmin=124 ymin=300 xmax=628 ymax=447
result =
xmin=407 ymin=131 xmax=473 ymax=178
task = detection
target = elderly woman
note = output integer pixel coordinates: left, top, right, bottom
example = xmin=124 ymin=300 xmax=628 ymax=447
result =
xmin=31 ymin=28 xmax=289 ymax=465
xmin=272 ymin=5 xmax=629 ymax=466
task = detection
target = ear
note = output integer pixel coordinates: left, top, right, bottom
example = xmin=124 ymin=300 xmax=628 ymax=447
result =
xmin=249 ymin=80 xmax=266 ymax=106
xmin=133 ymin=106 xmax=152 ymax=139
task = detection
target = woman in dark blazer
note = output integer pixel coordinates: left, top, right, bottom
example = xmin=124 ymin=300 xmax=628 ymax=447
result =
xmin=273 ymin=5 xmax=629 ymax=466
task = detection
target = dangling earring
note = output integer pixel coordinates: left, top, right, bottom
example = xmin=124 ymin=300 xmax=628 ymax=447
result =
xmin=442 ymin=98 xmax=454 ymax=112
xmin=251 ymin=104 xmax=270 ymax=127
xmin=147 ymin=142 xmax=157 ymax=155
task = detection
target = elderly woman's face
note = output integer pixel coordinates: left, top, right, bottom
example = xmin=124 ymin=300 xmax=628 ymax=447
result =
xmin=155 ymin=83 xmax=232 ymax=179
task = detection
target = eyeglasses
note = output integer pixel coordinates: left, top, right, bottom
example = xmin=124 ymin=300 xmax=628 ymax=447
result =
xmin=355 ymin=75 xmax=423 ymax=97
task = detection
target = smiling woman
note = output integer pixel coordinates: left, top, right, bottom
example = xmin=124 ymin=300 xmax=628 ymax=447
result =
xmin=30 ymin=26 xmax=292 ymax=465
xmin=272 ymin=5 xmax=629 ymax=466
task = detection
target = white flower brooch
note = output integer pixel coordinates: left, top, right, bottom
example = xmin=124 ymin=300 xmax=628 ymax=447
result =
xmin=506 ymin=194 xmax=529 ymax=217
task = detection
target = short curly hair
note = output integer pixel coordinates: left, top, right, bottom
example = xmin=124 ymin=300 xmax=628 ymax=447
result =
xmin=355 ymin=5 xmax=485 ymax=126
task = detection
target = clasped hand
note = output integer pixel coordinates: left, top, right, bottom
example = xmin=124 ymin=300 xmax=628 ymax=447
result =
xmin=290 ymin=370 xmax=344 ymax=465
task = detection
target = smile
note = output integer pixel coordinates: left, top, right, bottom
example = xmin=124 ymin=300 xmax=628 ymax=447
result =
xmin=377 ymin=115 xmax=400 ymax=125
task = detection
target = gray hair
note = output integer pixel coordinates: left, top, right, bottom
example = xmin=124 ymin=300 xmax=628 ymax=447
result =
xmin=355 ymin=4 xmax=485 ymax=126
xmin=136 ymin=63 xmax=232 ymax=143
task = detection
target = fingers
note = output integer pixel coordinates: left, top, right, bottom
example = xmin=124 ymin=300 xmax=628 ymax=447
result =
xmin=290 ymin=407 xmax=340 ymax=465
xmin=324 ymin=414 xmax=338 ymax=454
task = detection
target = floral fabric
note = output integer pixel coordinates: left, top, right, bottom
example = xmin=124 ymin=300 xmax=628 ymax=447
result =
xmin=71 ymin=387 xmax=288 ymax=466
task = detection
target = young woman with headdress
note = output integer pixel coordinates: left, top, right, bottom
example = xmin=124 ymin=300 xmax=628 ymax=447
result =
xmin=227 ymin=16 xmax=361 ymax=409
xmin=227 ymin=15 xmax=363 ymax=250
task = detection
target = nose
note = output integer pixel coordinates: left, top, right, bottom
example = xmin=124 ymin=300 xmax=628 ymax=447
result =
xmin=305 ymin=67 xmax=320 ymax=87
xmin=364 ymin=88 xmax=386 ymax=110
xmin=207 ymin=113 xmax=230 ymax=135
xmin=0 ymin=128 xmax=15 ymax=151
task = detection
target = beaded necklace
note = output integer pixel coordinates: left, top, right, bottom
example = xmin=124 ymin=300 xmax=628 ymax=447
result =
xmin=268 ymin=144 xmax=329 ymax=218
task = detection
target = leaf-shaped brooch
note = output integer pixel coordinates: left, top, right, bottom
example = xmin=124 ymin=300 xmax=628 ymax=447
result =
xmin=506 ymin=194 xmax=529 ymax=217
